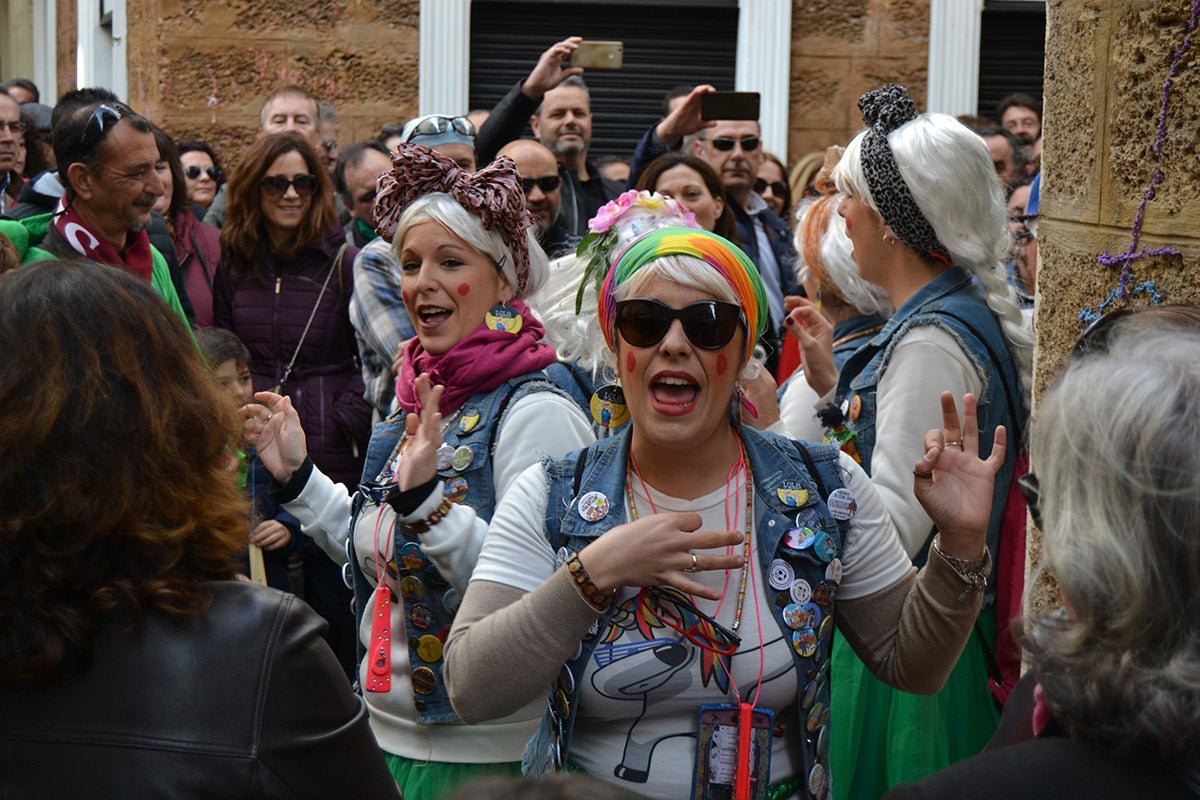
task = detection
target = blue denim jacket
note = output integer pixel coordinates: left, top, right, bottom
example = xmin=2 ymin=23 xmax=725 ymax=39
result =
xmin=834 ymin=267 xmax=1026 ymax=571
xmin=349 ymin=374 xmax=567 ymax=724
xmin=523 ymin=426 xmax=849 ymax=797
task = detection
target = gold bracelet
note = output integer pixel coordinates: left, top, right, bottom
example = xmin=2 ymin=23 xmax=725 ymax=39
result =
xmin=406 ymin=496 xmax=453 ymax=534
xmin=565 ymin=551 xmax=613 ymax=612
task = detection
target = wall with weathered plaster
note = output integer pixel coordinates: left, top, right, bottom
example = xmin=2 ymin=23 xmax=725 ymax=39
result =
xmin=1029 ymin=0 xmax=1200 ymax=614
xmin=789 ymin=0 xmax=930 ymax=163
xmin=124 ymin=0 xmax=420 ymax=169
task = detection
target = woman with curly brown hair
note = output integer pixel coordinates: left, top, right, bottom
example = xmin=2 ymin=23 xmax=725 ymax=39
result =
xmin=214 ymin=132 xmax=372 ymax=677
xmin=0 ymin=261 xmax=399 ymax=799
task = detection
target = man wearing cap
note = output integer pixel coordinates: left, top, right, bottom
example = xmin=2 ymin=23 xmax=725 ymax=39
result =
xmin=475 ymin=37 xmax=622 ymax=237
xmin=498 ymin=138 xmax=573 ymax=258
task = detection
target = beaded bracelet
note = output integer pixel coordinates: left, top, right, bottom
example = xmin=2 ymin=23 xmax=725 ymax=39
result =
xmin=565 ymin=551 xmax=613 ymax=612
xmin=406 ymin=496 xmax=453 ymax=535
xmin=932 ymin=538 xmax=992 ymax=600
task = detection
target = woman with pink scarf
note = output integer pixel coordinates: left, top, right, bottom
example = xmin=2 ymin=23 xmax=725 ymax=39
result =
xmin=245 ymin=143 xmax=593 ymax=800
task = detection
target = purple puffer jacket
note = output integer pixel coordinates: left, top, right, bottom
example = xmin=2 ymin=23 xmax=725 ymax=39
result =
xmin=213 ymin=226 xmax=371 ymax=486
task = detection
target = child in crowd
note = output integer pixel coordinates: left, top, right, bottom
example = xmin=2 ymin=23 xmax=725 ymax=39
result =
xmin=196 ymin=327 xmax=299 ymax=591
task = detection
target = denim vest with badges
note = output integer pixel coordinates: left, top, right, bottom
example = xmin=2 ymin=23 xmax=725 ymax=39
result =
xmin=775 ymin=312 xmax=888 ymax=404
xmin=545 ymin=360 xmax=627 ymax=441
xmin=524 ymin=425 xmax=849 ymax=799
xmin=348 ymin=373 xmax=568 ymax=725
xmin=834 ymin=267 xmax=1026 ymax=572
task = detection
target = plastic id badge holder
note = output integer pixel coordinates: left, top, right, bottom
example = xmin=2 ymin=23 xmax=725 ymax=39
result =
xmin=691 ymin=704 xmax=773 ymax=800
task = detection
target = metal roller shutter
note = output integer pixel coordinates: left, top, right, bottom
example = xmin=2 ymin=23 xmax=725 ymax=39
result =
xmin=977 ymin=1 xmax=1046 ymax=121
xmin=469 ymin=0 xmax=739 ymax=160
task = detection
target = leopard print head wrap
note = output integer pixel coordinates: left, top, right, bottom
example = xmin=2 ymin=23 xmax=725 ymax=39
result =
xmin=373 ymin=142 xmax=535 ymax=296
xmin=858 ymin=84 xmax=952 ymax=266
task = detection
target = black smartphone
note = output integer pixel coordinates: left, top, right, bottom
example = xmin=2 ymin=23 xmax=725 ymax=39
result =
xmin=700 ymin=92 xmax=761 ymax=121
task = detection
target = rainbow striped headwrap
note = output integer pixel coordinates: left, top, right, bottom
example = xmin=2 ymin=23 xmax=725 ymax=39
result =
xmin=599 ymin=227 xmax=768 ymax=360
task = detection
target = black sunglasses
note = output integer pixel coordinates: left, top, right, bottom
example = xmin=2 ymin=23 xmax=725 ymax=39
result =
xmin=522 ymin=175 xmax=562 ymax=194
xmin=408 ymin=115 xmax=475 ymax=140
xmin=1071 ymin=307 xmax=1134 ymax=358
xmin=754 ymin=178 xmax=787 ymax=197
xmin=615 ymin=299 xmax=743 ymax=350
xmin=1016 ymin=472 xmax=1042 ymax=529
xmin=185 ymin=165 xmax=221 ymax=181
xmin=78 ymin=102 xmax=134 ymax=150
xmin=639 ymin=585 xmax=740 ymax=656
xmin=261 ymin=173 xmax=318 ymax=198
xmin=710 ymin=135 xmax=760 ymax=152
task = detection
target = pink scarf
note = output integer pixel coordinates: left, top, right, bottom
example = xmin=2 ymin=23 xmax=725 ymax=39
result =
xmin=54 ymin=204 xmax=155 ymax=282
xmin=396 ymin=299 xmax=557 ymax=415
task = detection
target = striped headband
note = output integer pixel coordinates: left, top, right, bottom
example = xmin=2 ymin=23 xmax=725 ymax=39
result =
xmin=599 ymin=227 xmax=767 ymax=360
xmin=857 ymin=84 xmax=952 ymax=266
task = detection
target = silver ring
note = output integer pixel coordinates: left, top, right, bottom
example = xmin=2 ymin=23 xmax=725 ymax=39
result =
xmin=683 ymin=552 xmax=699 ymax=573
xmin=267 ymin=412 xmax=274 ymax=421
xmin=945 ymin=440 xmax=963 ymax=449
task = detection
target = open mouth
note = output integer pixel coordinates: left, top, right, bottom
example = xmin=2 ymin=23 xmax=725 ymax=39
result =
xmin=649 ymin=372 xmax=699 ymax=415
xmin=416 ymin=304 xmax=452 ymax=330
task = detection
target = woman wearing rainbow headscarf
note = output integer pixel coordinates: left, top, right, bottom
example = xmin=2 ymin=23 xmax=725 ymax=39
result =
xmin=444 ymin=227 xmax=1006 ymax=799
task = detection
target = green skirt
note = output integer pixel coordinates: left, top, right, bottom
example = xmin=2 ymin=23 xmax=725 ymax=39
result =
xmin=383 ymin=752 xmax=522 ymax=800
xmin=829 ymin=607 xmax=1000 ymax=800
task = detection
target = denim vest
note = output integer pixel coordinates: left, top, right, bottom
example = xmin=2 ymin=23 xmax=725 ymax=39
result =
xmin=348 ymin=373 xmax=567 ymax=724
xmin=834 ymin=267 xmax=1026 ymax=571
xmin=523 ymin=426 xmax=849 ymax=798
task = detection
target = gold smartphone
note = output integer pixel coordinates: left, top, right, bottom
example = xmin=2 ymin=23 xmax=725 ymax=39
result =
xmin=570 ymin=40 xmax=624 ymax=70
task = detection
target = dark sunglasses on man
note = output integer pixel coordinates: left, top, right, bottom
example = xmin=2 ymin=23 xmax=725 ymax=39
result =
xmin=185 ymin=165 xmax=221 ymax=182
xmin=521 ymin=175 xmax=562 ymax=194
xmin=710 ymin=135 xmax=760 ymax=153
xmin=615 ymin=299 xmax=744 ymax=350
xmin=78 ymin=101 xmax=135 ymax=149
xmin=260 ymin=173 xmax=318 ymax=199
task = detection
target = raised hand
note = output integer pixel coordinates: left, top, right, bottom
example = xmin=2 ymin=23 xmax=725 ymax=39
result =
xmin=579 ymin=512 xmax=746 ymax=601
xmin=783 ymin=295 xmax=837 ymax=397
xmin=394 ymin=373 xmax=446 ymax=492
xmin=241 ymin=392 xmax=307 ymax=483
xmin=654 ymin=84 xmax=717 ymax=146
xmin=522 ymin=37 xmax=584 ymax=99
xmin=912 ymin=392 xmax=1006 ymax=560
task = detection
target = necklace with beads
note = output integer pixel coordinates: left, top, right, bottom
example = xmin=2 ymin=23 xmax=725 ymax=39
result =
xmin=626 ymin=439 xmax=754 ymax=632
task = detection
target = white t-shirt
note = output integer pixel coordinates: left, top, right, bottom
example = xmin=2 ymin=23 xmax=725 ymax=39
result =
xmin=471 ymin=450 xmax=912 ymax=797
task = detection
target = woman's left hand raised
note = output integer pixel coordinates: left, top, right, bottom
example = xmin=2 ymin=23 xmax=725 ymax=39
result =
xmin=395 ymin=373 xmax=446 ymax=492
xmin=912 ymin=392 xmax=1006 ymax=560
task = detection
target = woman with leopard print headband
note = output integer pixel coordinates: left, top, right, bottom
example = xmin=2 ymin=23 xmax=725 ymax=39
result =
xmin=785 ymin=84 xmax=1033 ymax=798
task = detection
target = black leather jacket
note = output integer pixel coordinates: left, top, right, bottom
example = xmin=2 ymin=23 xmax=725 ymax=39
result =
xmin=0 ymin=581 xmax=401 ymax=799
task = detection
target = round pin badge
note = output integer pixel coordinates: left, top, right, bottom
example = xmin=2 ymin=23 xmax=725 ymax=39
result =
xmin=589 ymin=385 xmax=630 ymax=429
xmin=806 ymin=700 xmax=825 ymax=733
xmin=812 ymin=579 xmax=838 ymax=607
xmin=811 ymin=530 xmax=838 ymax=563
xmin=827 ymin=487 xmax=858 ymax=520
xmin=792 ymin=628 xmax=818 ymax=658
xmin=435 ymin=443 xmax=455 ymax=472
xmin=577 ymin=491 xmax=611 ymax=522
xmin=399 ymin=541 xmax=428 ymax=571
xmin=485 ymin=303 xmax=522 ymax=334
xmin=802 ymin=601 xmax=822 ymax=631
xmin=451 ymin=445 xmax=474 ymax=472
xmin=789 ymin=577 xmax=813 ymax=605
xmin=808 ymin=762 xmax=827 ymax=798
xmin=825 ymin=557 xmax=843 ymax=584
xmin=411 ymin=666 xmax=437 ymax=695
xmin=443 ymin=476 xmax=469 ymax=503
xmin=768 ymin=559 xmax=794 ymax=590
xmin=848 ymin=394 xmax=863 ymax=423
xmin=459 ymin=408 xmax=480 ymax=434
xmin=802 ymin=677 xmax=820 ymax=709
xmin=399 ymin=575 xmax=425 ymax=603
xmin=416 ymin=634 xmax=443 ymax=663
xmin=782 ymin=602 xmax=808 ymax=631
xmin=408 ymin=603 xmax=435 ymax=631
xmin=441 ymin=587 xmax=461 ymax=616
xmin=783 ymin=526 xmax=814 ymax=551
xmin=776 ymin=482 xmax=810 ymax=508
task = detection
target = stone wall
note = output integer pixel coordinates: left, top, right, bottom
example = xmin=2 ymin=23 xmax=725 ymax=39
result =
xmin=1028 ymin=0 xmax=1200 ymax=614
xmin=788 ymin=0 xmax=930 ymax=163
xmin=125 ymin=0 xmax=420 ymax=170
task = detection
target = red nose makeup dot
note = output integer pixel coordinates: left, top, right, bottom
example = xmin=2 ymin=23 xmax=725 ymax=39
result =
xmin=456 ymin=283 xmax=471 ymax=296
xmin=625 ymin=352 xmax=636 ymax=373
xmin=716 ymin=353 xmax=728 ymax=376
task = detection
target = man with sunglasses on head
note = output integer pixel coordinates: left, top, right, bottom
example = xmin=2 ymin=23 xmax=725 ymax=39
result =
xmin=12 ymin=99 xmax=188 ymax=324
xmin=475 ymin=37 xmax=623 ymax=237
xmin=402 ymin=112 xmax=477 ymax=170
xmin=499 ymin=138 xmax=573 ymax=258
